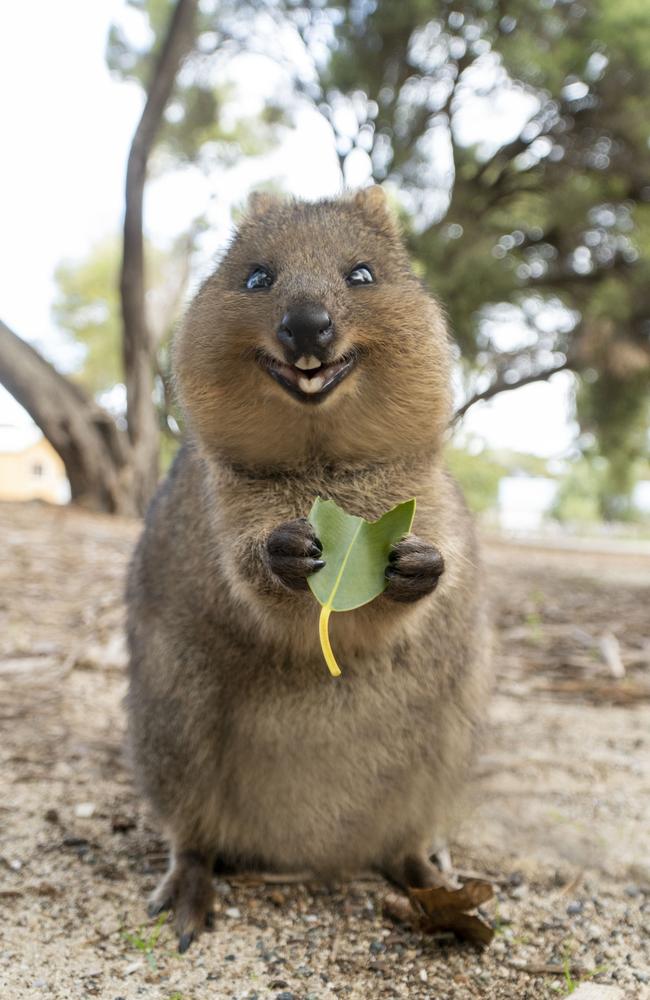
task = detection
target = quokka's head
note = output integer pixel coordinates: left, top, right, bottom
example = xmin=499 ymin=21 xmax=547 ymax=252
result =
xmin=174 ymin=187 xmax=453 ymax=469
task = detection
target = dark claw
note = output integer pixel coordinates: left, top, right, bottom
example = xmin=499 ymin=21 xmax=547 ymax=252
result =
xmin=147 ymin=897 xmax=170 ymax=919
xmin=178 ymin=932 xmax=194 ymax=954
xmin=308 ymin=541 xmax=323 ymax=557
xmin=311 ymin=559 xmax=326 ymax=571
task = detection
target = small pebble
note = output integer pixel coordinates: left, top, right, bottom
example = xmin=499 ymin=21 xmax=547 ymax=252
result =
xmin=419 ymin=969 xmax=428 ymax=983
xmin=369 ymin=940 xmax=385 ymax=955
xmin=276 ymin=993 xmax=294 ymax=1000
xmin=567 ymin=900 xmax=584 ymax=915
xmin=225 ymin=906 xmax=241 ymax=919
xmin=75 ymin=802 xmax=96 ymax=819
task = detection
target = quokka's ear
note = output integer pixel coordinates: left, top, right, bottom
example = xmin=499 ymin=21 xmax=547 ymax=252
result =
xmin=352 ymin=185 xmax=400 ymax=238
xmin=246 ymin=190 xmax=283 ymax=218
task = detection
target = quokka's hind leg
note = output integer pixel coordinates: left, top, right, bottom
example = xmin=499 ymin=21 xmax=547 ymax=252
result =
xmin=382 ymin=849 xmax=454 ymax=891
xmin=148 ymin=847 xmax=215 ymax=953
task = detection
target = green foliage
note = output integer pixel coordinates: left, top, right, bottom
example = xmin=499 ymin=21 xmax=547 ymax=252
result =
xmin=107 ymin=0 xmax=285 ymax=173
xmin=307 ymin=497 xmax=415 ymax=675
xmin=122 ymin=913 xmax=168 ymax=969
xmin=558 ymin=940 xmax=609 ymax=995
xmin=577 ymin=371 xmax=650 ymax=518
xmin=52 ymin=235 xmax=185 ymax=470
xmin=306 ymin=0 xmax=650 ymax=501
xmin=551 ymin=448 xmax=650 ymax=524
xmin=52 ymin=239 xmax=122 ymax=396
xmin=552 ymin=459 xmax=604 ymax=524
xmin=447 ymin=445 xmax=555 ymax=514
xmin=445 ymin=446 xmax=506 ymax=515
xmin=52 ymin=237 xmax=184 ymax=397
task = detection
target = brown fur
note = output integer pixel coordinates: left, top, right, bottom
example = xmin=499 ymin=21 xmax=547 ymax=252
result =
xmin=126 ymin=187 xmax=490 ymax=947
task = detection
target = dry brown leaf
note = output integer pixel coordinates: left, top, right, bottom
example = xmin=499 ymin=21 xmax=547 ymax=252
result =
xmin=411 ymin=880 xmax=495 ymax=946
xmin=410 ymin=879 xmax=494 ymax=914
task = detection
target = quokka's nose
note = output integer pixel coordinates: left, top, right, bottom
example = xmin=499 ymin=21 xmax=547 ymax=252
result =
xmin=277 ymin=305 xmax=334 ymax=360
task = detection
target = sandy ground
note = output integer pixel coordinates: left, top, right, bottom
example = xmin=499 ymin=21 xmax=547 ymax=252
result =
xmin=0 ymin=501 xmax=649 ymax=1000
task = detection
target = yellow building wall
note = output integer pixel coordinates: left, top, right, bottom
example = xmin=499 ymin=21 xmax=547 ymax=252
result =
xmin=0 ymin=438 xmax=69 ymax=504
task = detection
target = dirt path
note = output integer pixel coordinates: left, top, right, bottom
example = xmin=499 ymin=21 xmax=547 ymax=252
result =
xmin=1 ymin=503 xmax=649 ymax=1000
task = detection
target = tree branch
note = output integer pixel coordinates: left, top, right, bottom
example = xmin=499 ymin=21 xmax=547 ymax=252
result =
xmin=453 ymin=357 xmax=573 ymax=422
xmin=0 ymin=320 xmax=133 ymax=512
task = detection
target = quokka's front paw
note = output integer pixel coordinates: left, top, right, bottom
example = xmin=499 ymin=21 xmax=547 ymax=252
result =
xmin=266 ymin=517 xmax=325 ymax=591
xmin=384 ymin=534 xmax=445 ymax=603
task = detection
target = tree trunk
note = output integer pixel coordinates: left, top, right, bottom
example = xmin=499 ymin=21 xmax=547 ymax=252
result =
xmin=120 ymin=0 xmax=198 ymax=513
xmin=0 ymin=321 xmax=135 ymax=514
xmin=0 ymin=0 xmax=199 ymax=516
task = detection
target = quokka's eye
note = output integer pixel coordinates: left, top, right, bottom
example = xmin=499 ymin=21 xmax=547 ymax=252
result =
xmin=245 ymin=266 xmax=274 ymax=290
xmin=346 ymin=264 xmax=374 ymax=286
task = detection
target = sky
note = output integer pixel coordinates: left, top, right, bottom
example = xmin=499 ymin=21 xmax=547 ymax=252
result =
xmin=0 ymin=1 xmax=578 ymax=459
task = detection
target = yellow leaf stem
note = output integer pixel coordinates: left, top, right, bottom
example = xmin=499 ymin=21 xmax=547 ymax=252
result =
xmin=318 ymin=604 xmax=341 ymax=677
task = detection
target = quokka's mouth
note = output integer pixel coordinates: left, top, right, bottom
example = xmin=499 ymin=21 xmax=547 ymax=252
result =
xmin=256 ymin=350 xmax=358 ymax=403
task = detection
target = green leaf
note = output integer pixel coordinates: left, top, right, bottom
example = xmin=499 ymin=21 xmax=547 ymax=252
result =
xmin=307 ymin=496 xmax=416 ymax=677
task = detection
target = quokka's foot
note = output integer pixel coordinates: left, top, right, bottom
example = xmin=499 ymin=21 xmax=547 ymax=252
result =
xmin=147 ymin=849 xmax=215 ymax=953
xmin=383 ymin=850 xmax=454 ymax=891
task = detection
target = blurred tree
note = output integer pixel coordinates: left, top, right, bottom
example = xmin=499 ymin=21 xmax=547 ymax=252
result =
xmin=445 ymin=445 xmax=506 ymax=513
xmin=0 ymin=0 xmax=199 ymax=513
xmin=552 ymin=457 xmax=603 ymax=524
xmin=0 ymin=0 xmax=283 ymax=513
xmin=299 ymin=0 xmax=650 ymax=513
xmin=51 ymin=234 xmax=192 ymax=449
xmin=107 ymin=0 xmax=285 ymax=171
xmin=52 ymin=240 xmax=124 ymax=398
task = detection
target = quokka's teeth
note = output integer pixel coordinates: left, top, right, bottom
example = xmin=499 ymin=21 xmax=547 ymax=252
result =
xmin=298 ymin=374 xmax=325 ymax=394
xmin=295 ymin=355 xmax=322 ymax=371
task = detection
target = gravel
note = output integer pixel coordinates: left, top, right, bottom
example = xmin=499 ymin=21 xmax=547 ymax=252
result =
xmin=0 ymin=504 xmax=649 ymax=999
